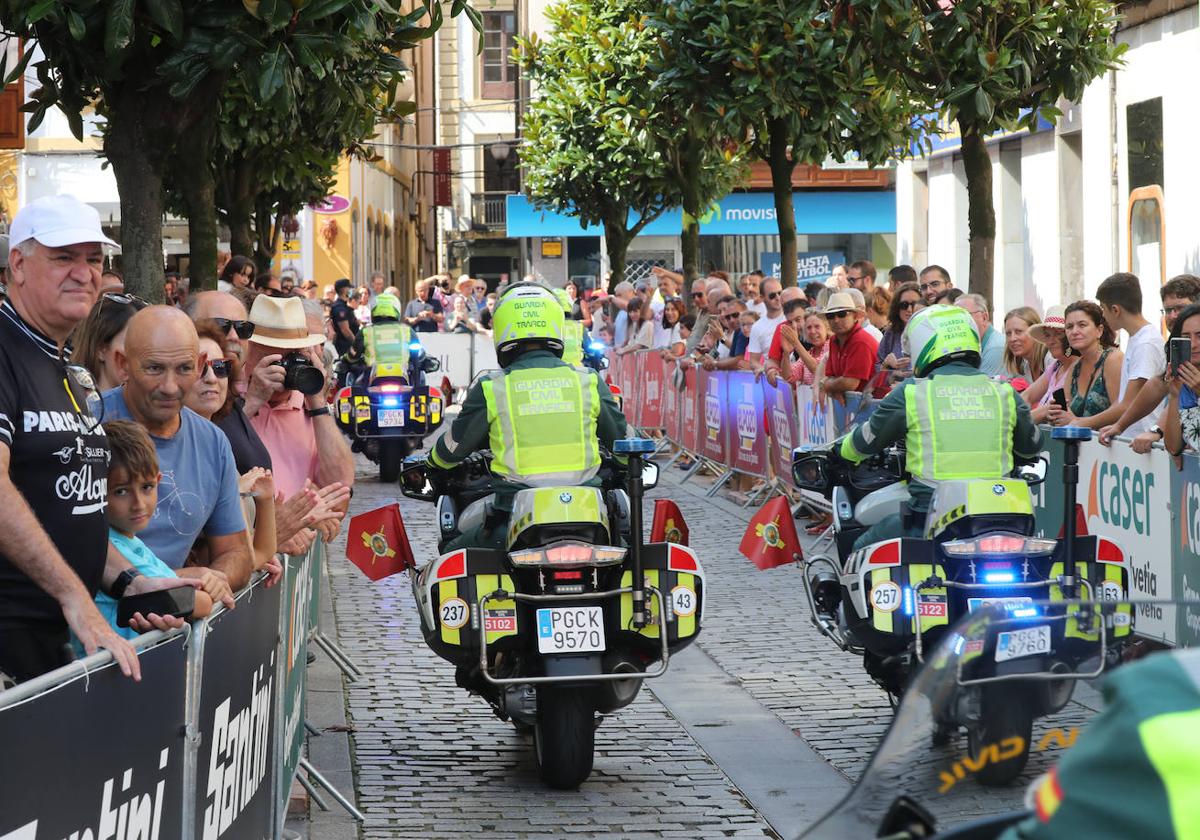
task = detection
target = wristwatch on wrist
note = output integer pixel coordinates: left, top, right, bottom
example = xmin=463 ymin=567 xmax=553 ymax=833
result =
xmin=1150 ymin=425 xmax=1164 ymax=440
xmin=304 ymin=405 xmax=331 ymax=418
xmin=111 ymin=568 xmax=143 ymax=599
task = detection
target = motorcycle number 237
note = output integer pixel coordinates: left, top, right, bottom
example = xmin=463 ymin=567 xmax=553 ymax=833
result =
xmin=440 ymin=597 xmax=469 ymax=629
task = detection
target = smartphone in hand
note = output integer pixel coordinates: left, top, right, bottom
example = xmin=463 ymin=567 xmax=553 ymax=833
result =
xmin=1170 ymin=337 xmax=1191 ymax=376
xmin=1052 ymin=388 xmax=1068 ymax=411
xmin=116 ymin=587 xmax=196 ymax=628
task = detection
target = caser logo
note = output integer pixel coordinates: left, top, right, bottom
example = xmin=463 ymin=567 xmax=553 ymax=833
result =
xmin=1086 ymin=461 xmax=1156 ymax=536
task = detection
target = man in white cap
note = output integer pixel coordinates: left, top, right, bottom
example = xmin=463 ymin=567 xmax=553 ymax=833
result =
xmin=0 ymin=196 xmax=190 ymax=683
xmin=821 ymin=290 xmax=880 ymax=404
xmin=242 ymin=294 xmax=354 ymax=500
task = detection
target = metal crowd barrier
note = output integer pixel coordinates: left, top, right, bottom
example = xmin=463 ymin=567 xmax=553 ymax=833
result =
xmin=0 ymin=541 xmax=353 ymax=839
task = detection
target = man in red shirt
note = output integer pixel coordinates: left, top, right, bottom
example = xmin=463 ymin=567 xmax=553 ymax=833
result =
xmin=821 ymin=291 xmax=878 ymax=403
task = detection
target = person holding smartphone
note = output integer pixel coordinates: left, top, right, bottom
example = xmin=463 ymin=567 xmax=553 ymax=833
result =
xmin=1162 ymin=303 xmax=1200 ymax=457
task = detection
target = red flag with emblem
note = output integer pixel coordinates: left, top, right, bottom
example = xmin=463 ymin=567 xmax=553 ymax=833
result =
xmin=346 ymin=504 xmax=415 ymax=580
xmin=650 ymin=499 xmax=689 ymax=545
xmin=739 ymin=495 xmax=802 ymax=570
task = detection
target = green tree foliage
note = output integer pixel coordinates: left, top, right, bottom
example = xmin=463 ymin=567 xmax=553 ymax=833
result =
xmin=0 ymin=0 xmax=465 ymax=299
xmin=651 ymin=0 xmax=925 ymax=287
xmin=839 ymin=0 xmax=1125 ymax=300
xmin=517 ymin=0 xmax=741 ymax=289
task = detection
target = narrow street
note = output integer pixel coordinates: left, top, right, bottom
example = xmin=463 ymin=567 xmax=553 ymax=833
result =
xmin=301 ymin=444 xmax=1095 ymax=838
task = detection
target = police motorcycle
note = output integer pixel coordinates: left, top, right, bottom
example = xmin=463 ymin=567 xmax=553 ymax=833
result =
xmin=334 ymin=324 xmax=445 ymax=482
xmin=792 ymin=426 xmax=1132 ymax=786
xmin=399 ymin=440 xmax=705 ymax=789
xmin=801 ymin=595 xmax=1182 ymax=840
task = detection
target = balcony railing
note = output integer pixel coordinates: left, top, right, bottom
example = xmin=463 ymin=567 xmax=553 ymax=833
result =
xmin=470 ymin=191 xmax=510 ymax=232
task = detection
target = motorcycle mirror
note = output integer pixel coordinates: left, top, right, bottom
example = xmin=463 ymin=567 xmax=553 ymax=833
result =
xmin=399 ymin=456 xmax=436 ymax=500
xmin=641 ymin=461 xmax=659 ymax=490
xmin=422 ymin=356 xmax=441 ymax=373
xmin=791 ymin=451 xmax=829 ymax=493
xmin=1019 ymin=455 xmax=1048 ymax=486
xmin=600 ymin=356 xmax=610 ymax=370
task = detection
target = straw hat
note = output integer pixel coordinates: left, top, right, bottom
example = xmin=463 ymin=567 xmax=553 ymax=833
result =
xmin=247 ymin=295 xmax=325 ymax=349
xmin=823 ymin=291 xmax=859 ymax=315
xmin=1028 ymin=305 xmax=1066 ymax=343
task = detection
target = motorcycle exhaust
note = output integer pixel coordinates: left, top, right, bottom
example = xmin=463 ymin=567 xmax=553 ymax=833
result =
xmin=595 ymin=656 xmax=644 ymax=714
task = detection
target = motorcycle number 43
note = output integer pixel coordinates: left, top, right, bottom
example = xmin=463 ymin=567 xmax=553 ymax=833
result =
xmin=994 ymin=624 xmax=1051 ymax=663
xmin=536 ymin=607 xmax=605 ymax=654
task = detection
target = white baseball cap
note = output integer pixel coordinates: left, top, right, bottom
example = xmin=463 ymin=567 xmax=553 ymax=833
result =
xmin=9 ymin=195 xmax=118 ymax=250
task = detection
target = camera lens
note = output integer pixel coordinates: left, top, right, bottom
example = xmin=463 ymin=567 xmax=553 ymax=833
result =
xmin=279 ymin=353 xmax=325 ymax=395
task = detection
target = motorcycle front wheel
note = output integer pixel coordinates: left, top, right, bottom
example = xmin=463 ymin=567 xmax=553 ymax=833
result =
xmin=534 ymin=685 xmax=595 ymax=789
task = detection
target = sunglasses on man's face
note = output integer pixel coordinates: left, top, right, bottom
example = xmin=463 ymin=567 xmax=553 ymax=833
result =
xmin=206 ymin=359 xmax=232 ymax=379
xmin=828 ymin=310 xmax=855 ymax=320
xmin=211 ymin=318 xmax=255 ymax=340
xmin=691 ymin=291 xmax=705 ymax=299
xmin=765 ymin=291 xmax=781 ymax=300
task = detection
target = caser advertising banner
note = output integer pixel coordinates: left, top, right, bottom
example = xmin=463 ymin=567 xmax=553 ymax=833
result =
xmin=639 ymin=352 xmax=665 ymax=430
xmin=0 ymin=634 xmax=188 ymax=840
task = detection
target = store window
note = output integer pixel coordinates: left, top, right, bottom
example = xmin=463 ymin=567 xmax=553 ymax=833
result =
xmin=481 ymin=12 xmax=517 ymax=100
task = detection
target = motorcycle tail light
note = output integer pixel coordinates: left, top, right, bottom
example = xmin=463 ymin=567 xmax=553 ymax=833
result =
xmin=509 ymin=541 xmax=627 ymax=568
xmin=379 ymin=383 xmax=403 ymax=393
xmin=943 ymin=534 xmax=1056 ymax=557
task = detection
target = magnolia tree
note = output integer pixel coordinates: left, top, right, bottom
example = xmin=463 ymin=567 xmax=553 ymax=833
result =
xmin=651 ymin=0 xmax=925 ymax=287
xmin=839 ymin=0 xmax=1125 ymax=299
xmin=518 ymin=0 xmax=741 ymax=289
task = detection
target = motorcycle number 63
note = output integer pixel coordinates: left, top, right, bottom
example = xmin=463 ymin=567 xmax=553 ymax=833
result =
xmin=870 ymin=580 xmax=902 ymax=613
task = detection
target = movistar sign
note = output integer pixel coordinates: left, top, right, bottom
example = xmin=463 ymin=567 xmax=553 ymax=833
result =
xmin=505 ymin=191 xmax=896 ymax=238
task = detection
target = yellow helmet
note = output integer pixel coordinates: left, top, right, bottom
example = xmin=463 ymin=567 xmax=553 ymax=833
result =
xmin=371 ymin=293 xmax=401 ymax=321
xmin=492 ymin=284 xmax=564 ymax=365
xmin=902 ymin=304 xmax=981 ymax=377
xmin=552 ymin=288 xmax=572 ymax=313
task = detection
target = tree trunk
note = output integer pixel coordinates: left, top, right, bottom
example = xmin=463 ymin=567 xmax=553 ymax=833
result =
xmin=680 ymin=217 xmax=699 ymax=297
xmin=253 ymin=197 xmax=277 ymax=274
xmin=174 ymin=123 xmax=219 ymax=292
xmin=105 ymin=101 xmax=167 ymax=303
xmin=678 ymin=141 xmax=702 ymax=291
xmin=767 ymin=119 xmax=798 ymax=288
xmin=960 ymin=123 xmax=995 ymax=302
xmin=223 ymin=160 xmax=256 ymax=258
xmin=604 ymin=222 xmax=629 ymax=290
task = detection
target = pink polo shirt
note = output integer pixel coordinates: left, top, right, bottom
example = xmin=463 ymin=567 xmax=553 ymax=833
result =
xmin=248 ymin=390 xmax=319 ymax=498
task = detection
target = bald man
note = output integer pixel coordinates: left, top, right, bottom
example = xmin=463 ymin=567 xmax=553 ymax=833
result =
xmin=678 ymin=276 xmax=732 ymax=367
xmin=103 ymin=306 xmax=251 ymax=590
xmin=185 ymin=290 xmax=252 ymax=360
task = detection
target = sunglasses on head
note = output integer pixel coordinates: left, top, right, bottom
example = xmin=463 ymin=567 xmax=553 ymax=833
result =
xmin=206 ymin=359 xmax=232 ymax=379
xmin=210 ymin=318 xmax=256 ymax=340
xmin=103 ymin=292 xmax=148 ymax=309
xmin=64 ymin=364 xmax=104 ymax=427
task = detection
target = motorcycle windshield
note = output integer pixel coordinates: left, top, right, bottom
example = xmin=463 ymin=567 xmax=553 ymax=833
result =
xmin=802 ymin=597 xmax=1198 ymax=839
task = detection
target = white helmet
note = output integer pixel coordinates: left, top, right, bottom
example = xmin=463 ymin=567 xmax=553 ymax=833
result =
xmin=902 ymin=304 xmax=981 ymax=377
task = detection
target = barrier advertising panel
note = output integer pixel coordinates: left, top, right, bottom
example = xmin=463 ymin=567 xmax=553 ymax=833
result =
xmin=639 ymin=352 xmax=665 ymax=430
xmin=796 ymin=384 xmax=834 ymax=447
xmin=680 ymin=366 xmax=700 ymax=453
xmin=196 ymin=581 xmax=282 ymax=840
xmin=1172 ymin=454 xmax=1200 ymax=647
xmin=661 ymin=367 xmax=681 ymax=445
xmin=765 ymin=378 xmax=799 ymax=482
xmin=696 ymin=368 xmax=728 ymax=463
xmin=276 ymin=551 xmax=314 ymax=830
xmin=0 ymin=634 xmax=188 ymax=840
xmin=724 ymin=372 xmax=768 ymax=478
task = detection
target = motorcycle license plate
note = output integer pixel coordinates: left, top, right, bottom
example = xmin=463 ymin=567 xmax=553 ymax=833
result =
xmin=536 ymin=607 xmax=605 ymax=654
xmin=994 ymin=625 xmax=1051 ymax=663
xmin=377 ymin=409 xmax=405 ymax=428
xmin=968 ymin=596 xmax=1033 ymax=613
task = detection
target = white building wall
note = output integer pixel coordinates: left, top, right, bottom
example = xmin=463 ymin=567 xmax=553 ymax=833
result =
xmin=1016 ymin=131 xmax=1059 ymax=315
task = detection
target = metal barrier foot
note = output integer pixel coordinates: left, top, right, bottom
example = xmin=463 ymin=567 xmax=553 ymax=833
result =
xmin=296 ymin=769 xmax=331 ymax=812
xmin=312 ymin=633 xmax=364 ymax=682
xmin=299 ymin=758 xmax=365 ymax=821
xmin=704 ymin=469 xmax=735 ymax=497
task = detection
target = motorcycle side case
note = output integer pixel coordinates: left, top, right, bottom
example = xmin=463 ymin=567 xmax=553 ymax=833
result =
xmin=613 ymin=542 xmax=706 ymax=656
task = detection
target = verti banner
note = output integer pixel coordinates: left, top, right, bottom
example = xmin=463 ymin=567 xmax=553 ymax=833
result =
xmin=724 ymin=372 xmax=767 ymax=478
xmin=764 ymin=377 xmax=799 ymax=482
xmin=796 ymin=384 xmax=835 ymax=447
xmin=0 ymin=634 xmax=187 ymax=840
xmin=680 ymin=366 xmax=700 ymax=454
xmin=696 ymin=368 xmax=727 ymax=464
xmin=639 ymin=352 xmax=665 ymax=430
xmin=275 ymin=551 xmax=314 ymax=832
xmin=661 ymin=365 xmax=681 ymax=445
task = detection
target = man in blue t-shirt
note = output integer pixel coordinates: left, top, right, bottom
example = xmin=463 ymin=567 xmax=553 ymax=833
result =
xmin=103 ymin=307 xmax=251 ymax=590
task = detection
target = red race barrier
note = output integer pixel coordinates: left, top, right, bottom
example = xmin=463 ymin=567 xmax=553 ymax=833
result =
xmin=661 ymin=363 xmax=681 ymax=444
xmin=724 ymin=372 xmax=768 ymax=478
xmin=639 ymin=351 xmax=664 ymax=430
xmin=680 ymin=366 xmax=700 ymax=453
xmin=764 ymin=377 xmax=799 ymax=482
xmin=696 ymin=368 xmax=728 ymax=464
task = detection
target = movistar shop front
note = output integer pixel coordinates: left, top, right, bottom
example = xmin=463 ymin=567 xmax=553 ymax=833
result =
xmin=505 ymin=190 xmax=897 ymax=290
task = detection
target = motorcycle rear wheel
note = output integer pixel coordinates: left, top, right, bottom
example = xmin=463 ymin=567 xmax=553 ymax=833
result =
xmin=379 ymin=439 xmax=412 ymax=483
xmin=967 ymin=686 xmax=1033 ymax=786
xmin=534 ymin=686 xmax=595 ymax=789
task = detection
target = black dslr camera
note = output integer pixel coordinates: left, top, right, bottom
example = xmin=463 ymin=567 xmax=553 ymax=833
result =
xmin=274 ymin=352 xmax=324 ymax=395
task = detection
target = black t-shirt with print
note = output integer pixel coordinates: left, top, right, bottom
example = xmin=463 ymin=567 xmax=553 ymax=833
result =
xmin=0 ymin=302 xmax=109 ymax=628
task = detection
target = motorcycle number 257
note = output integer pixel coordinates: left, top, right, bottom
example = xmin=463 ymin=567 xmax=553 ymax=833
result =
xmin=870 ymin=581 xmax=902 ymax=613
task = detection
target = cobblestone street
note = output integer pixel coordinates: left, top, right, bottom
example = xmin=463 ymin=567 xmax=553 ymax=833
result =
xmin=306 ymin=446 xmax=1098 ymax=838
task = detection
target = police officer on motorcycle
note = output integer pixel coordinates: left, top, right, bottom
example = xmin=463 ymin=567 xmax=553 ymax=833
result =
xmin=553 ymin=287 xmax=586 ymax=368
xmin=834 ymin=304 xmax=1043 ymax=549
xmin=425 ymin=283 xmax=627 ymax=550
xmin=359 ymin=293 xmax=413 ymax=369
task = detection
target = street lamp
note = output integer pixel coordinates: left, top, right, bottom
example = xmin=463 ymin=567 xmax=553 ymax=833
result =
xmin=489 ymin=141 xmax=512 ymax=164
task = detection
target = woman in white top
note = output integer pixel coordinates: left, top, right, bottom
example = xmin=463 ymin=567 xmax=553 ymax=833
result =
xmin=616 ymin=296 xmax=653 ymax=354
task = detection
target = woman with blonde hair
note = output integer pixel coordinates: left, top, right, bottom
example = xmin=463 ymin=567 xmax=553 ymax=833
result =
xmin=1003 ymin=306 xmax=1046 ymax=381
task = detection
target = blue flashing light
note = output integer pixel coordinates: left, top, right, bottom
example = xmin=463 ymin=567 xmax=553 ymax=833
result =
xmin=953 ymin=635 xmax=965 ymax=655
xmin=983 ymin=571 xmax=1016 ymax=584
xmin=587 ymin=341 xmax=606 ymax=352
xmin=902 ymin=586 xmax=914 ymax=617
xmin=1051 ymin=426 xmax=1092 ymax=441
xmin=408 ymin=342 xmax=423 ymax=351
xmin=382 ymin=397 xmax=401 ymax=408
xmin=1011 ymin=607 xmax=1039 ymax=618
xmin=614 ymin=438 xmax=655 ymax=454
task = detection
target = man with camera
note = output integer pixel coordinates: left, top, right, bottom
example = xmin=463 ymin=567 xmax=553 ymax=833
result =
xmin=242 ymin=295 xmax=354 ymax=500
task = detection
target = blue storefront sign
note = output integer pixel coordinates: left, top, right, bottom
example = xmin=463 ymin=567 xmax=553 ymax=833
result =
xmin=505 ymin=191 xmax=895 ymax=238
xmin=761 ymin=250 xmax=846 ymax=281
